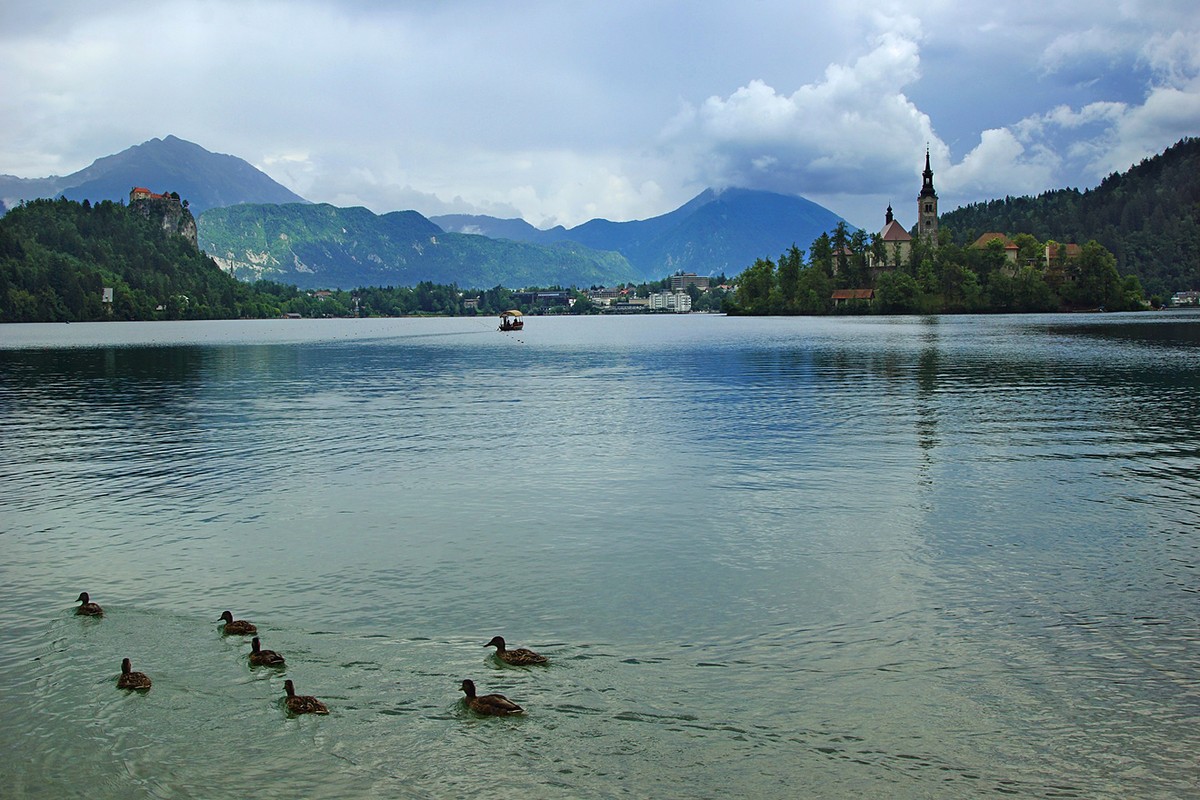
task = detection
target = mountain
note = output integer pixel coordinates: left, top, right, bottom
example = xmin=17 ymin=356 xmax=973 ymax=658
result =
xmin=432 ymin=188 xmax=851 ymax=280
xmin=198 ymin=203 xmax=640 ymax=290
xmin=0 ymin=135 xmax=308 ymax=215
xmin=939 ymin=137 xmax=1200 ymax=297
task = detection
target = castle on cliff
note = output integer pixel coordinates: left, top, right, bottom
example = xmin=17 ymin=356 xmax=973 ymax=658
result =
xmin=128 ymin=186 xmax=196 ymax=248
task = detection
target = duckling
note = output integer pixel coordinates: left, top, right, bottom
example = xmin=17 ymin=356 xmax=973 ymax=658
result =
xmin=217 ymin=610 xmax=257 ymax=636
xmin=248 ymin=637 xmax=285 ymax=667
xmin=460 ymin=679 xmax=525 ymax=716
xmin=485 ymin=635 xmax=548 ymax=666
xmin=116 ymin=658 xmax=151 ymax=691
xmin=75 ymin=591 xmax=103 ymax=617
xmin=283 ymin=679 xmax=328 ymax=715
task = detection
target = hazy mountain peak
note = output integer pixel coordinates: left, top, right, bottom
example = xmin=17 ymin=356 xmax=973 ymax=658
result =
xmin=0 ymin=135 xmax=308 ymax=215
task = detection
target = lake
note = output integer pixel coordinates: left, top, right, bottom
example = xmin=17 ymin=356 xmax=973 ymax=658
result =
xmin=1 ymin=312 xmax=1198 ymax=799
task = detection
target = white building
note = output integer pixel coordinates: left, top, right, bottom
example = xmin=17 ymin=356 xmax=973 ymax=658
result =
xmin=648 ymin=291 xmax=692 ymax=312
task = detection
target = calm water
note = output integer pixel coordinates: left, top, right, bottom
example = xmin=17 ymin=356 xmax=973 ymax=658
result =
xmin=1 ymin=313 xmax=1198 ymax=799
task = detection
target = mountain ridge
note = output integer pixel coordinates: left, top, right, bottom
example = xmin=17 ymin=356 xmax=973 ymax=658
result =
xmin=0 ymin=135 xmax=308 ymax=214
xmin=198 ymin=202 xmax=641 ymax=290
xmin=433 ymin=187 xmax=851 ymax=279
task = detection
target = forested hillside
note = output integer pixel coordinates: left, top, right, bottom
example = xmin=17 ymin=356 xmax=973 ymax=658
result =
xmin=940 ymin=137 xmax=1200 ymax=296
xmin=0 ymin=197 xmax=281 ymax=321
xmin=199 ymin=203 xmax=640 ymax=290
xmin=0 ymin=197 xmax=620 ymax=322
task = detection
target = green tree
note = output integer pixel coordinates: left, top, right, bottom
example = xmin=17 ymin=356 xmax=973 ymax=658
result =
xmin=875 ymin=271 xmax=921 ymax=313
xmin=732 ymin=257 xmax=776 ymax=315
xmin=1067 ymin=240 xmax=1122 ymax=309
xmin=776 ymin=244 xmax=804 ymax=310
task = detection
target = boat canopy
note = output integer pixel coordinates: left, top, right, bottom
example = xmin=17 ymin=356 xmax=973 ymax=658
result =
xmin=501 ymin=309 xmax=523 ymax=317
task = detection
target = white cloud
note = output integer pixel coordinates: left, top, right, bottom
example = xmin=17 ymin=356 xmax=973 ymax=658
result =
xmin=660 ymin=24 xmax=937 ymax=206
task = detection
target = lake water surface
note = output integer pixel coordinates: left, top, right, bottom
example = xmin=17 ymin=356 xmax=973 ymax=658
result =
xmin=1 ymin=312 xmax=1198 ymax=799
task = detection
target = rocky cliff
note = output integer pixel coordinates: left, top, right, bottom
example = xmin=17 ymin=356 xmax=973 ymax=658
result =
xmin=129 ymin=194 xmax=198 ymax=248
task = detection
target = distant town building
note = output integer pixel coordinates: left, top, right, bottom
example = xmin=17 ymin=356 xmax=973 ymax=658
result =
xmin=513 ymin=290 xmax=573 ymax=309
xmin=668 ymin=273 xmax=710 ymax=292
xmin=586 ymin=287 xmax=623 ymax=306
xmin=648 ymin=291 xmax=692 ymax=312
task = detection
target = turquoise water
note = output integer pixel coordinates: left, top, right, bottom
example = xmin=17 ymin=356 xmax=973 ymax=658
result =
xmin=1 ymin=313 xmax=1198 ymax=799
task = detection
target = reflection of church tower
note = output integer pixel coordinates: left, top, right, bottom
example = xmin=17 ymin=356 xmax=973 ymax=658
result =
xmin=918 ymin=148 xmax=938 ymax=249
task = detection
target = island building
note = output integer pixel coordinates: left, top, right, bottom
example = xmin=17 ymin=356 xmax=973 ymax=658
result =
xmin=970 ymin=232 xmax=1020 ymax=266
xmin=917 ymin=147 xmax=938 ymax=248
xmin=866 ymin=149 xmax=939 ymax=273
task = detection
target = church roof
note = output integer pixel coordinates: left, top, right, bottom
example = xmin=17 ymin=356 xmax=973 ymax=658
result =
xmin=880 ymin=219 xmax=912 ymax=242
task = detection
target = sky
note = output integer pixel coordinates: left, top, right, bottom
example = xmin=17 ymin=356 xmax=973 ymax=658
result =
xmin=1 ymin=0 xmax=1198 ymax=231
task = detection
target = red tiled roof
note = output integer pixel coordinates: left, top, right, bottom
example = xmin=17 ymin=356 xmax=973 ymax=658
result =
xmin=972 ymin=232 xmax=1010 ymax=248
xmin=1047 ymin=242 xmax=1082 ymax=259
xmin=880 ymin=220 xmax=911 ymax=242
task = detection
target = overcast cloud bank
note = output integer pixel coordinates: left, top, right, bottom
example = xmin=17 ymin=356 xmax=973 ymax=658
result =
xmin=1 ymin=0 xmax=1196 ymax=230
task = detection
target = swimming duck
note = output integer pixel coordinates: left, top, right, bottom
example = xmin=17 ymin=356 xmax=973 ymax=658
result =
xmin=283 ymin=679 xmax=329 ymax=715
xmin=217 ymin=610 xmax=257 ymax=635
xmin=485 ymin=636 xmax=548 ymax=666
xmin=459 ymin=679 xmax=525 ymax=716
xmin=248 ymin=637 xmax=285 ymax=667
xmin=75 ymin=591 xmax=103 ymax=617
xmin=117 ymin=658 xmax=151 ymax=691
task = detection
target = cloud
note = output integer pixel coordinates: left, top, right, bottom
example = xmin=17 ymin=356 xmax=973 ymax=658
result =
xmin=0 ymin=0 xmax=1197 ymax=231
xmin=661 ymin=24 xmax=937 ymax=202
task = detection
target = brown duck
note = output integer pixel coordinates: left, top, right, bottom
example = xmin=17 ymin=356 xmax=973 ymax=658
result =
xmin=218 ymin=610 xmax=257 ymax=635
xmin=283 ymin=679 xmax=328 ymax=715
xmin=485 ymin=636 xmax=548 ymax=666
xmin=248 ymin=637 xmax=285 ymax=667
xmin=460 ymin=679 xmax=524 ymax=716
xmin=117 ymin=658 xmax=151 ymax=691
xmin=75 ymin=592 xmax=103 ymax=617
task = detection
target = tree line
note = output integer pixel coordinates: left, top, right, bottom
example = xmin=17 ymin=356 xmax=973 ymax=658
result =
xmin=0 ymin=197 xmax=726 ymax=322
xmin=727 ymin=222 xmax=1146 ymax=316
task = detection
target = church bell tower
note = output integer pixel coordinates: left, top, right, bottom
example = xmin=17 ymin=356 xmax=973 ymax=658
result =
xmin=918 ymin=148 xmax=938 ymax=249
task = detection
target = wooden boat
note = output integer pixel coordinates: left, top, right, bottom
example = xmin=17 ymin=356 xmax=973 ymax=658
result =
xmin=499 ymin=310 xmax=524 ymax=331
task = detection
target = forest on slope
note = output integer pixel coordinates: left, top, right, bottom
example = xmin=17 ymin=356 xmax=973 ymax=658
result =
xmin=0 ymin=197 xmax=284 ymax=321
xmin=939 ymin=137 xmax=1200 ymax=297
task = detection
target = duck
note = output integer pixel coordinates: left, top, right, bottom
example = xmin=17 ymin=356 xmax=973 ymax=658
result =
xmin=75 ymin=591 xmax=103 ymax=617
xmin=116 ymin=658 xmax=151 ymax=690
xmin=459 ymin=679 xmax=524 ymax=716
xmin=248 ymin=637 xmax=285 ymax=667
xmin=217 ymin=610 xmax=257 ymax=636
xmin=485 ymin=635 xmax=548 ymax=666
xmin=283 ymin=679 xmax=328 ymax=715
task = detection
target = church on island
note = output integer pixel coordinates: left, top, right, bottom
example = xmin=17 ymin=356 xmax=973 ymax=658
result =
xmin=866 ymin=149 xmax=938 ymax=271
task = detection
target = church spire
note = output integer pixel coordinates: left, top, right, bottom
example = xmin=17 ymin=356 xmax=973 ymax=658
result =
xmin=920 ymin=146 xmax=936 ymax=199
xmin=917 ymin=147 xmax=939 ymax=249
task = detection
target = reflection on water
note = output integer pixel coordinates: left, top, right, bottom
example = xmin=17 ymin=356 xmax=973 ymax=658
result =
xmin=1 ymin=313 xmax=1198 ymax=799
